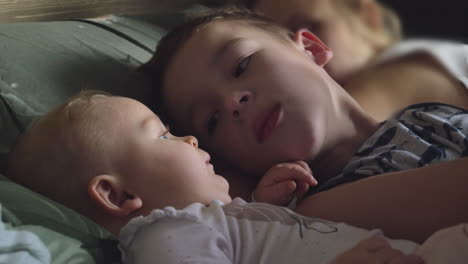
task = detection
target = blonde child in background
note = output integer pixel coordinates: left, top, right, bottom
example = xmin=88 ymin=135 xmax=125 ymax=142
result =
xmin=236 ymin=0 xmax=402 ymax=86
xmin=5 ymin=92 xmax=468 ymax=264
xmin=222 ymin=0 xmax=468 ymax=121
xmin=139 ymin=8 xmax=468 ymax=243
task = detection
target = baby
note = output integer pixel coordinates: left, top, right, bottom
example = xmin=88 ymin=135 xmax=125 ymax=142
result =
xmin=5 ymin=92 xmax=467 ymax=264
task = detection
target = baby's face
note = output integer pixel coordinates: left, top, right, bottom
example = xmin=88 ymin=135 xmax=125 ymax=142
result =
xmin=255 ymin=0 xmax=380 ymax=84
xmin=96 ymin=97 xmax=231 ymax=210
xmin=164 ymin=20 xmax=343 ymax=176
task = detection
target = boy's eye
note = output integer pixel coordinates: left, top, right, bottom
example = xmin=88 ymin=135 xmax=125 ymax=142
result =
xmin=233 ymin=55 xmax=251 ymax=78
xmin=159 ymin=135 xmax=168 ymax=139
xmin=207 ymin=112 xmax=219 ymax=136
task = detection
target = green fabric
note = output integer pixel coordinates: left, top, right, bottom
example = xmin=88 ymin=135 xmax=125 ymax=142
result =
xmin=0 ymin=17 xmax=166 ymax=156
xmin=0 ymin=175 xmax=120 ymax=263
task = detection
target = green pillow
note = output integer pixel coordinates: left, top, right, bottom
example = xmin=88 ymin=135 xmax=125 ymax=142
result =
xmin=0 ymin=16 xmax=166 ymax=158
xmin=0 ymin=174 xmax=120 ymax=263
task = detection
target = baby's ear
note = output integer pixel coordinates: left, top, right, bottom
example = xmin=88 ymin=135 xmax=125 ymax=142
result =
xmin=292 ymin=29 xmax=333 ymax=67
xmin=88 ymin=175 xmax=142 ymax=217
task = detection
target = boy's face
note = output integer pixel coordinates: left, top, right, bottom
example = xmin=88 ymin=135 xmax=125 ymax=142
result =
xmin=254 ymin=0 xmax=381 ymax=84
xmin=97 ymin=97 xmax=230 ymax=209
xmin=164 ymin=21 xmax=342 ymax=176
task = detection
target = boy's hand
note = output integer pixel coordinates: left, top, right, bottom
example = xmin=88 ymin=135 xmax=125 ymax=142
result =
xmin=253 ymin=161 xmax=317 ymax=206
xmin=331 ymin=236 xmax=424 ymax=264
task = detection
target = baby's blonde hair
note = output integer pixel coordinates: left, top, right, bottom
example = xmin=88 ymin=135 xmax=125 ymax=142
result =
xmin=5 ymin=90 xmax=112 ymax=213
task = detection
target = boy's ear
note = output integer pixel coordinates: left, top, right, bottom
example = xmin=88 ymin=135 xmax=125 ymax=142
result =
xmin=293 ymin=29 xmax=333 ymax=67
xmin=88 ymin=175 xmax=142 ymax=217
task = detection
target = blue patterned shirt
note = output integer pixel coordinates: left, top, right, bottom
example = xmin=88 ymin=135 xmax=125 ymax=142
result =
xmin=315 ymin=103 xmax=468 ymax=192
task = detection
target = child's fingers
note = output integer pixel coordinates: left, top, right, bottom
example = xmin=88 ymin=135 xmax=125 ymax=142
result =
xmin=287 ymin=162 xmax=317 ymax=200
xmin=270 ymin=163 xmax=317 ymax=186
xmin=292 ymin=160 xmax=312 ymax=174
xmin=258 ymin=162 xmax=317 ymax=205
xmin=254 ymin=180 xmax=297 ymax=205
xmin=287 ymin=164 xmax=317 ymax=187
xmin=262 ymin=181 xmax=295 ymax=206
xmin=271 ymin=181 xmax=297 ymax=205
xmin=294 ymin=180 xmax=311 ymax=200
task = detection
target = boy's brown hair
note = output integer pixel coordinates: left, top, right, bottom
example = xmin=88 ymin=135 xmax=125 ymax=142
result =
xmin=138 ymin=8 xmax=292 ymax=130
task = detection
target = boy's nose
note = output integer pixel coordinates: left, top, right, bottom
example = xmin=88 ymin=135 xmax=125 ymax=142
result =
xmin=182 ymin=135 xmax=198 ymax=148
xmin=225 ymin=90 xmax=252 ymax=119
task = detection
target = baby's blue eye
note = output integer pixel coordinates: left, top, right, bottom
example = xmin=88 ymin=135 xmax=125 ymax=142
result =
xmin=159 ymin=135 xmax=168 ymax=139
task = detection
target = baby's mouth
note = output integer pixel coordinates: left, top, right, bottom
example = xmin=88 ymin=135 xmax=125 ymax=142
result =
xmin=205 ymin=155 xmax=214 ymax=169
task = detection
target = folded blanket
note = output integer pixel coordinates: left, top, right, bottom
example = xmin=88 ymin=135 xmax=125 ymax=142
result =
xmin=0 ymin=204 xmax=50 ymax=264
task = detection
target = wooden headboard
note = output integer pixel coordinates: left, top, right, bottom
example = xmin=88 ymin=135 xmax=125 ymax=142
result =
xmin=0 ymin=0 xmax=202 ymax=23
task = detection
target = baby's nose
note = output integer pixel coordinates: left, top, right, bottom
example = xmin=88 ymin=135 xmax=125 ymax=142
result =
xmin=183 ymin=135 xmax=198 ymax=148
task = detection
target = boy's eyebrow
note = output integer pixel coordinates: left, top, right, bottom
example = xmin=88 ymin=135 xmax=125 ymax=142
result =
xmin=212 ymin=38 xmax=244 ymax=66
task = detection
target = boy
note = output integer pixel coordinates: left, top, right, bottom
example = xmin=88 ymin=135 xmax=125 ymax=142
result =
xmin=5 ymin=92 xmax=466 ymax=264
xmin=138 ymin=8 xmax=468 ymax=242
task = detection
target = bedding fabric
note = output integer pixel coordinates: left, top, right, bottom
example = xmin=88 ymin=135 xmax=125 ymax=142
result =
xmin=373 ymin=39 xmax=468 ymax=88
xmin=0 ymin=5 xmax=209 ymax=162
xmin=119 ymin=198 xmax=418 ymax=264
xmin=0 ymin=174 xmax=121 ymax=263
xmin=0 ymin=17 xmax=164 ymax=156
xmin=0 ymin=206 xmax=50 ymax=264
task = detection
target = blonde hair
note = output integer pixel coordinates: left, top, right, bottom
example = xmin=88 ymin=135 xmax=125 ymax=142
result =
xmin=239 ymin=0 xmax=402 ymax=49
xmin=5 ymin=90 xmax=112 ymax=212
xmin=336 ymin=0 xmax=402 ymax=49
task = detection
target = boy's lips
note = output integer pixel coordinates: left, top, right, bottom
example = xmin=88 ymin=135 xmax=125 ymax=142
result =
xmin=253 ymin=104 xmax=283 ymax=143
